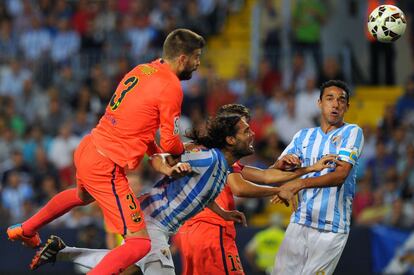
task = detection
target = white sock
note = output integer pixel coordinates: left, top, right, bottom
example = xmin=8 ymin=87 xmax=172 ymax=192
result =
xmin=57 ymin=246 xmax=110 ymax=270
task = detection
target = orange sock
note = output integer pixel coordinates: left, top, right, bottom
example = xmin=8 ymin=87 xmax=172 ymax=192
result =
xmin=88 ymin=237 xmax=151 ymax=275
xmin=23 ymin=188 xmax=87 ymax=236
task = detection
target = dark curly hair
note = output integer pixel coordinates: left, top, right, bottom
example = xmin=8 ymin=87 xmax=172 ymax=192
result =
xmin=186 ymin=114 xmax=242 ymax=149
xmin=217 ymin=104 xmax=250 ymax=121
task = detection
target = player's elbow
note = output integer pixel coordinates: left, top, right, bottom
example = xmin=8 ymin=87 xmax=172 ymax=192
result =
xmin=231 ymin=186 xmax=245 ymax=197
xmin=228 ymin=178 xmax=245 ymax=197
xmin=333 ymin=170 xmax=348 ymax=185
xmin=160 ymin=139 xmax=184 ymax=155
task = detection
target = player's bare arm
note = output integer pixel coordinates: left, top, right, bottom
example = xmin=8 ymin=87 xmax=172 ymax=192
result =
xmin=227 ymin=173 xmax=297 ymax=208
xmin=241 ymin=155 xmax=337 ymax=185
xmin=149 ymin=153 xmax=192 ymax=178
xmin=270 ymin=154 xmax=301 ymax=170
xmin=270 ymin=160 xmax=352 ymax=204
xmin=207 ymin=201 xmax=247 ymax=226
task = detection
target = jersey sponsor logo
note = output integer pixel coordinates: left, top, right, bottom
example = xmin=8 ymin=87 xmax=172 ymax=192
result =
xmin=138 ymin=64 xmax=157 ymax=75
xmin=173 ymin=116 xmax=180 ymax=135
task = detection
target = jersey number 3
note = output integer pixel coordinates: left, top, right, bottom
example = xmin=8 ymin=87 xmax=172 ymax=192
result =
xmin=109 ymin=76 xmax=138 ymax=111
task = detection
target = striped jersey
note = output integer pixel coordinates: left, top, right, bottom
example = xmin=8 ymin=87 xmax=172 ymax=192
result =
xmin=281 ymin=123 xmax=364 ymax=233
xmin=139 ymin=148 xmax=230 ymax=233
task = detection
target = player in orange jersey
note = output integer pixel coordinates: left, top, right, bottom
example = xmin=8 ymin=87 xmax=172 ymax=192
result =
xmin=7 ymin=28 xmax=205 ymax=274
xmin=178 ymin=104 xmax=336 ymax=275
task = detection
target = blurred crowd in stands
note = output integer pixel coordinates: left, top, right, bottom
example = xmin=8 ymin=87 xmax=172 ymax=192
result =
xmin=0 ymin=0 xmax=414 ymax=243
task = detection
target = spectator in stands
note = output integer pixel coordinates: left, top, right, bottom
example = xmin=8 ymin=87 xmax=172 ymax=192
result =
xmin=0 ymin=18 xmax=18 ymax=63
xmin=282 ymin=52 xmax=311 ymax=93
xmin=318 ymin=56 xmax=344 ymax=86
xmin=179 ymin=1 xmax=209 ymax=37
xmin=296 ymin=76 xmax=320 ymax=126
xmin=0 ymin=59 xmax=32 ymax=99
xmin=396 ymin=75 xmax=414 ymax=121
xmin=353 ymin=170 xmax=374 ymax=220
xmin=367 ymin=140 xmax=396 ymax=188
xmin=3 ymin=97 xmax=26 ymax=137
xmin=19 ymin=16 xmax=51 ymax=62
xmin=48 ymin=122 xmax=79 ymax=187
xmin=42 ymin=96 xmax=70 ymax=136
xmin=356 ymin=188 xmax=388 ymax=226
xmin=228 ymin=63 xmax=251 ymax=100
xmin=22 ymin=125 xmax=52 ymax=164
xmin=249 ymin=104 xmax=274 ymax=143
xmin=399 ymin=143 xmax=414 ymax=199
xmin=378 ymin=104 xmax=400 ymax=141
xmin=257 ymin=58 xmax=281 ymax=97
xmin=259 ymin=0 xmax=282 ymax=68
xmin=1 ymin=149 xmax=32 ymax=187
xmin=1 ymin=170 xmax=33 ymax=223
xmin=51 ymin=17 xmax=80 ymax=64
xmin=15 ymin=78 xmax=47 ymax=125
xmin=0 ymin=127 xmax=23 ymax=166
xmin=292 ymin=0 xmax=327 ymax=71
xmin=54 ymin=64 xmax=81 ymax=103
xmin=274 ymin=94 xmax=313 ymax=146
xmin=31 ymin=147 xmax=59 ymax=193
xmin=266 ymin=86 xmax=287 ymax=119
xmin=36 ymin=175 xmax=59 ymax=206
xmin=245 ymin=214 xmax=285 ymax=275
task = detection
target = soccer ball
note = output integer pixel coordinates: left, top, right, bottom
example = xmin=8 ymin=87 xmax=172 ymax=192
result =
xmin=367 ymin=5 xmax=406 ymax=43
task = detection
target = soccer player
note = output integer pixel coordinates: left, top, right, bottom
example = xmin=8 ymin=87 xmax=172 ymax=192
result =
xmin=6 ymin=28 xmax=205 ymax=274
xmin=178 ymin=104 xmax=337 ymax=275
xmin=29 ymin=113 xmax=295 ymax=274
xmin=270 ymin=80 xmax=364 ymax=275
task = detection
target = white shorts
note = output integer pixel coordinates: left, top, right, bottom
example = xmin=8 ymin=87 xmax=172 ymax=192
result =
xmin=136 ymin=221 xmax=175 ymax=274
xmin=272 ymin=223 xmax=348 ymax=275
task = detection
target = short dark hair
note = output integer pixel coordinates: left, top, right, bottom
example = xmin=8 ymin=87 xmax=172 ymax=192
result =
xmin=319 ymin=80 xmax=350 ymax=103
xmin=162 ymin=29 xmax=205 ymax=60
xmin=186 ymin=114 xmax=242 ymax=149
xmin=217 ymin=104 xmax=251 ymax=121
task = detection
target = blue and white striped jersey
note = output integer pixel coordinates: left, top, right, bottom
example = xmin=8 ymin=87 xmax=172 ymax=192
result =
xmin=140 ymin=148 xmax=230 ymax=233
xmin=281 ymin=123 xmax=364 ymax=234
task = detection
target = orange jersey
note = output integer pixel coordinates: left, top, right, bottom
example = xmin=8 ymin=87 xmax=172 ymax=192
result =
xmin=184 ymin=162 xmax=244 ymax=231
xmin=91 ymin=59 xmax=184 ymax=169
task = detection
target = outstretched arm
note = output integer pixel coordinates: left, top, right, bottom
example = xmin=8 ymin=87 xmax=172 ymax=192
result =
xmin=241 ymin=155 xmax=337 ymax=185
xmin=228 ymin=173 xmax=283 ymax=197
xmin=228 ymin=173 xmax=296 ymax=208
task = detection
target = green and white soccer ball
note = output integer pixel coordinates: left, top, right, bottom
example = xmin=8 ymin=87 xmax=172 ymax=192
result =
xmin=367 ymin=5 xmax=407 ymax=43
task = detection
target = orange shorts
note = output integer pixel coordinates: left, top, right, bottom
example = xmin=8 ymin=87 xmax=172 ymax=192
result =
xmin=178 ymin=221 xmax=244 ymax=275
xmin=74 ymin=135 xmax=146 ymax=235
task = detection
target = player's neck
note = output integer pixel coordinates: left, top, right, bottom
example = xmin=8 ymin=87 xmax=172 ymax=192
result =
xmin=320 ymin=120 xmax=345 ymax=134
xmin=221 ymin=149 xmax=238 ymax=167
xmin=162 ymin=58 xmax=179 ymax=76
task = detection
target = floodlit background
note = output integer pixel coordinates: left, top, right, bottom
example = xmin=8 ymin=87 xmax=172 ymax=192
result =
xmin=0 ymin=0 xmax=413 ymax=274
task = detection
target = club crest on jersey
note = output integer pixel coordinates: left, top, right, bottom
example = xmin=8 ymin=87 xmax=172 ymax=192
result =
xmin=130 ymin=211 xmax=142 ymax=223
xmin=173 ymin=117 xmax=180 ymax=135
xmin=331 ymin=135 xmax=342 ymax=147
